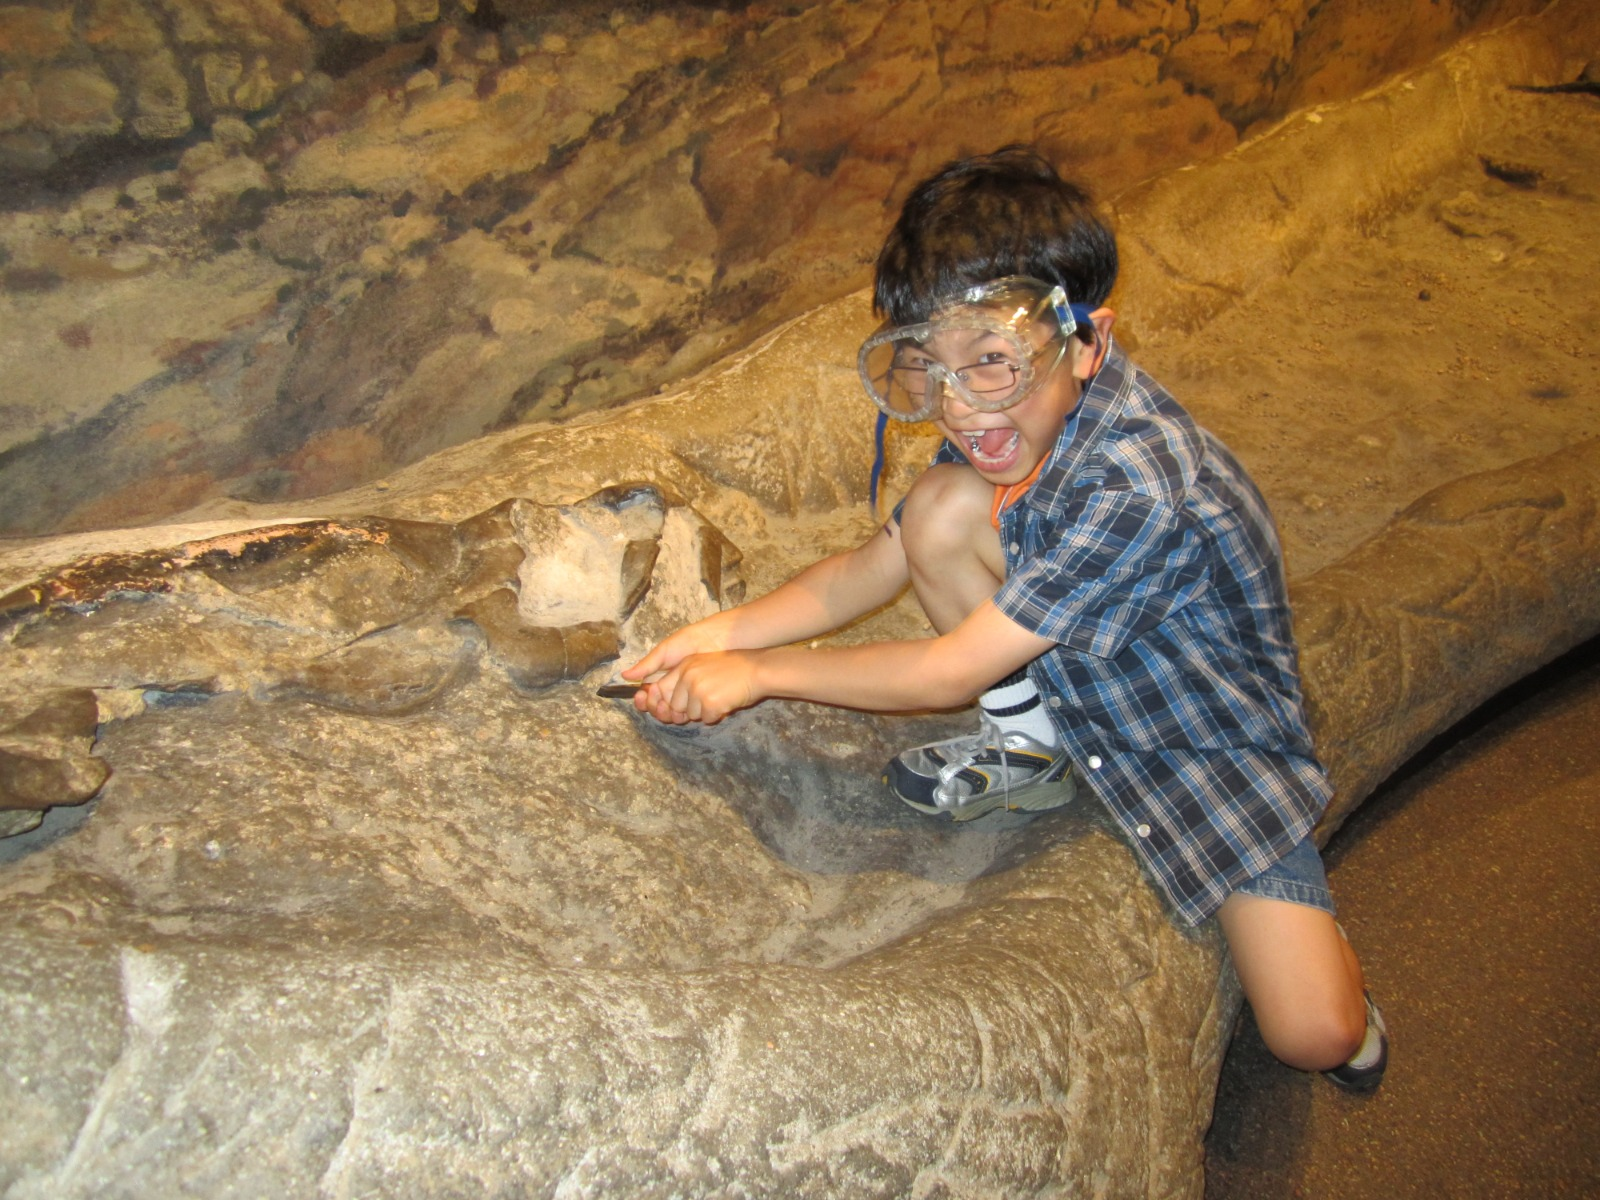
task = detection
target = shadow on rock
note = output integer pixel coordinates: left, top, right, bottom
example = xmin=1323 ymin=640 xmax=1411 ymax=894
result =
xmin=626 ymin=696 xmax=1095 ymax=885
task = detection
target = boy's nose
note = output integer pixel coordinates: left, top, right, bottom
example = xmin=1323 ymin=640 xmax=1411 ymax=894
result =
xmin=928 ymin=370 xmax=976 ymax=417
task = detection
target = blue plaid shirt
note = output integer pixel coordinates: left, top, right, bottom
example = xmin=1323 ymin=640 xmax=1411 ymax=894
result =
xmin=916 ymin=343 xmax=1331 ymax=925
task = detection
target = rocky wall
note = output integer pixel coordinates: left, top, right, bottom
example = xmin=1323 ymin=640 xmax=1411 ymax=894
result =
xmin=1 ymin=0 xmax=1546 ymax=185
xmin=0 ymin=0 xmax=1549 ymax=537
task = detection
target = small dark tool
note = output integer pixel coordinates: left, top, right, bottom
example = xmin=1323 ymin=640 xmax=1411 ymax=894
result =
xmin=596 ymin=682 xmax=642 ymax=698
xmin=1511 ymin=62 xmax=1600 ymax=98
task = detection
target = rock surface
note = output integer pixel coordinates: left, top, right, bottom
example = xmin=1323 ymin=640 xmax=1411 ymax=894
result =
xmin=2 ymin=6 xmax=1600 ymax=1197
xmin=0 ymin=0 xmax=1547 ymax=536
xmin=0 ymin=688 xmax=106 ymax=837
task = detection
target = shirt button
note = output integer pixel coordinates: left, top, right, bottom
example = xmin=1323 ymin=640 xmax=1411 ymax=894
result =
xmin=1009 ymin=542 xmax=1020 ymax=554
xmin=1135 ymin=823 xmax=1152 ymax=838
xmin=1086 ymin=755 xmax=1103 ymax=769
xmin=1048 ymin=696 xmax=1062 ymax=708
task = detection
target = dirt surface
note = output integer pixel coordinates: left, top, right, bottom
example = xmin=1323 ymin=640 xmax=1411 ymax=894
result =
xmin=1205 ymin=637 xmax=1600 ymax=1197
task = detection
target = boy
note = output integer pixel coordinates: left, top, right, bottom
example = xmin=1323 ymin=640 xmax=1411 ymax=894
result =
xmin=624 ymin=146 xmax=1387 ymax=1088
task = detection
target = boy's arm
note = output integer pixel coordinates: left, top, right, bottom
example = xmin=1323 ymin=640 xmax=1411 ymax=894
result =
xmin=624 ymin=521 xmax=911 ymax=681
xmin=636 ymin=598 xmax=1054 ymax=725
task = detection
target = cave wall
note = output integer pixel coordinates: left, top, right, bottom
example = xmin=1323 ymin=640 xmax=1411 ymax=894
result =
xmin=0 ymin=0 xmax=1546 ymax=537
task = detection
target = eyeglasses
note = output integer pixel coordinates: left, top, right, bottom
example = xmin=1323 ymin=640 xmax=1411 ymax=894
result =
xmin=857 ymin=277 xmax=1092 ymax=423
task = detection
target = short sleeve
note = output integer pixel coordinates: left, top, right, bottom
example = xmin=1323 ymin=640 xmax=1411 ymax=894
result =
xmin=994 ymin=487 xmax=1208 ymax=659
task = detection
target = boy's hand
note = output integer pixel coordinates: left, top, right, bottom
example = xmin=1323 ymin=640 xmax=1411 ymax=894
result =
xmin=633 ymin=650 xmax=762 ymax=725
xmin=621 ymin=615 xmax=734 ymax=685
xmin=621 ymin=614 xmax=756 ymax=724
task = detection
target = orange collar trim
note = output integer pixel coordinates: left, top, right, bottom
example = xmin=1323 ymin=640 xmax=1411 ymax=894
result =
xmin=989 ymin=456 xmax=1048 ymax=530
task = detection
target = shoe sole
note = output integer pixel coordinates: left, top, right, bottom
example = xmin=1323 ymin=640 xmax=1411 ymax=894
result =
xmin=1324 ymin=993 xmax=1388 ymax=1091
xmin=891 ymin=771 xmax=1077 ymax=822
xmin=1323 ymin=1054 xmax=1387 ymax=1091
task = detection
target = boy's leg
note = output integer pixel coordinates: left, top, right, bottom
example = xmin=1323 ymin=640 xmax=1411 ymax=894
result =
xmin=897 ymin=461 xmax=1007 ymax=633
xmin=889 ymin=463 xmax=1073 ymax=818
xmin=1217 ymin=889 xmax=1371 ymax=1071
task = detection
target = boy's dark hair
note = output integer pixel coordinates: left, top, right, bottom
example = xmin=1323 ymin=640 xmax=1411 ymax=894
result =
xmin=873 ymin=146 xmax=1118 ymax=328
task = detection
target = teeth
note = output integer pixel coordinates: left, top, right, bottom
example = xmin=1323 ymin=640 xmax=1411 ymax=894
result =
xmin=966 ymin=430 xmax=1013 ymax=461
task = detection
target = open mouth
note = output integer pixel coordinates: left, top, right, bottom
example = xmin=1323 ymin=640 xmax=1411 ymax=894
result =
xmin=964 ymin=428 xmax=1020 ymax=467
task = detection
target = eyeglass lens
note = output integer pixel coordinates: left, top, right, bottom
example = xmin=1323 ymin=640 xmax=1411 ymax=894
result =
xmin=890 ymin=361 xmax=1020 ymax=399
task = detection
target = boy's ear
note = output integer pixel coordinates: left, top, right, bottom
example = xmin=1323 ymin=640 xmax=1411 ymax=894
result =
xmin=1070 ymin=307 xmax=1117 ymax=379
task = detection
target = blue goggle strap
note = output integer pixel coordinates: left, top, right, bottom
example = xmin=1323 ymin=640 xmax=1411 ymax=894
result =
xmin=870 ymin=410 xmax=890 ymax=519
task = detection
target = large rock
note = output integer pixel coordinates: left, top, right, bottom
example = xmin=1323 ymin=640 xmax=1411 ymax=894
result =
xmin=0 ymin=373 xmax=1596 ymax=1199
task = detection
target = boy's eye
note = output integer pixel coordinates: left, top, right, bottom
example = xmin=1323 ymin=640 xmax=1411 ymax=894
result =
xmin=974 ymin=351 xmax=1020 ymax=368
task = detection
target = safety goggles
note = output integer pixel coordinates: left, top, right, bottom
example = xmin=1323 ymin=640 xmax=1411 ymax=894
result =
xmin=857 ymin=277 xmax=1095 ymax=423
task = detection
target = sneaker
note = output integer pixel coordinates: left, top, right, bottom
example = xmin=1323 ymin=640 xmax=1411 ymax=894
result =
xmin=885 ymin=717 xmax=1076 ymax=822
xmin=1324 ymin=991 xmax=1388 ymax=1091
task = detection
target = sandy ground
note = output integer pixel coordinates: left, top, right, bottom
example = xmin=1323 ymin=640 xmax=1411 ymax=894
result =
xmin=1205 ymin=635 xmax=1600 ymax=1197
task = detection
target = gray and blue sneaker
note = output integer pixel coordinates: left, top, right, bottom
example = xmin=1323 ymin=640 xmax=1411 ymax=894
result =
xmin=885 ymin=718 xmax=1076 ymax=821
xmin=1323 ymin=991 xmax=1389 ymax=1091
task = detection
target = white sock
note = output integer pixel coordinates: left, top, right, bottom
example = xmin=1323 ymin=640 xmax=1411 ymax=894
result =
xmin=1346 ymin=1024 xmax=1384 ymax=1069
xmin=981 ymin=669 xmax=1061 ymax=748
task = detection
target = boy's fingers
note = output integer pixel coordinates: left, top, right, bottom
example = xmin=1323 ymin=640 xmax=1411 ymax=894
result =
xmin=600 ymin=669 xmax=665 ymax=698
xmin=621 ymin=652 xmax=657 ymax=681
xmin=626 ymin=636 xmax=685 ymax=677
xmin=649 ymin=671 xmax=688 ymax=719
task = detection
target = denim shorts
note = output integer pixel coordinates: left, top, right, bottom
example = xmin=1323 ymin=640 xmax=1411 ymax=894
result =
xmin=1233 ymin=836 xmax=1336 ymax=915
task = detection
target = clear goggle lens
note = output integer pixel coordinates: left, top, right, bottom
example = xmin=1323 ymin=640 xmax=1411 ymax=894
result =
xmin=858 ymin=277 xmax=1087 ymax=422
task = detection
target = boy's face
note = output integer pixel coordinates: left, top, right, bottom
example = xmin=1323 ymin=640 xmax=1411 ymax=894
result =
xmin=858 ymin=276 xmax=1113 ymax=485
xmin=926 ymin=322 xmax=1106 ymax=485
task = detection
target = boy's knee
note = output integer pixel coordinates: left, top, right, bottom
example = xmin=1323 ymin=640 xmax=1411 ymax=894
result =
xmin=899 ymin=464 xmax=993 ymax=566
xmin=1259 ymin=999 xmax=1367 ymax=1072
